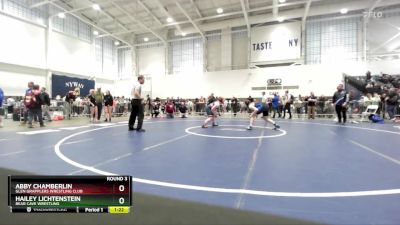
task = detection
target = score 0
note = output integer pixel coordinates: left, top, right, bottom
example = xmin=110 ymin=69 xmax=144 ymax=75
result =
xmin=118 ymin=184 xmax=125 ymax=205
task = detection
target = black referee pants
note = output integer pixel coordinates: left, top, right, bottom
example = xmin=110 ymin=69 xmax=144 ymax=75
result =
xmin=335 ymin=105 xmax=347 ymax=123
xmin=129 ymin=99 xmax=144 ymax=129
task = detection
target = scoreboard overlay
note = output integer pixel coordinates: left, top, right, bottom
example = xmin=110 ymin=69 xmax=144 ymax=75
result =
xmin=8 ymin=176 xmax=132 ymax=213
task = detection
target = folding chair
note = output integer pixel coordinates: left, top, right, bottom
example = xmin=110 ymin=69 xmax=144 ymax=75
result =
xmin=360 ymin=105 xmax=379 ymax=122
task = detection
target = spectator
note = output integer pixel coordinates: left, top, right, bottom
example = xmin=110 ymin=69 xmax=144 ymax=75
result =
xmin=73 ymin=87 xmax=80 ymax=97
xmin=0 ymin=87 xmax=4 ymax=128
xmin=6 ymin=96 xmax=15 ymax=120
xmin=172 ymin=97 xmax=181 ymax=113
xmin=239 ymin=100 xmax=246 ymax=113
xmin=165 ymin=99 xmax=175 ymax=118
xmin=261 ymin=92 xmax=267 ymax=103
xmin=194 ymin=98 xmax=200 ymax=113
xmin=152 ymin=98 xmax=161 ymax=118
xmin=81 ymin=96 xmax=89 ymax=115
xmin=306 ymin=92 xmax=317 ymax=119
xmin=380 ymin=92 xmax=387 ymax=119
xmin=161 ymin=100 xmax=166 ymax=114
xmin=278 ymin=95 xmax=284 ymax=117
xmin=318 ymin=95 xmax=326 ymax=114
xmin=293 ymin=96 xmax=303 ymax=118
xmin=347 ymin=90 xmax=359 ymax=117
xmin=207 ymin=93 xmax=215 ymax=105
xmin=272 ymin=94 xmax=280 ymax=118
xmin=231 ymin=97 xmax=239 ymax=117
xmin=385 ymin=88 xmax=399 ymax=121
xmin=65 ymin=89 xmax=76 ymax=120
xmin=366 ymin=71 xmax=372 ymax=82
xmin=372 ymin=93 xmax=380 ymax=105
xmin=95 ymin=87 xmax=104 ymax=121
xmin=187 ymin=99 xmax=193 ymax=115
xmin=179 ymin=100 xmax=188 ymax=118
xmin=303 ymin=95 xmax=308 ymax=114
xmin=283 ymin=90 xmax=293 ymax=119
xmin=22 ymin=81 xmax=34 ymax=124
xmin=88 ymin=89 xmax=97 ymax=123
xmin=363 ymin=93 xmax=373 ymax=108
xmin=27 ymin=85 xmax=44 ymax=128
xmin=199 ymin=97 xmax=205 ymax=114
xmin=145 ymin=94 xmax=152 ymax=116
xmin=268 ymin=97 xmax=273 ymax=114
xmin=104 ymin=90 xmax=113 ymax=122
xmin=40 ymin=87 xmax=52 ymax=122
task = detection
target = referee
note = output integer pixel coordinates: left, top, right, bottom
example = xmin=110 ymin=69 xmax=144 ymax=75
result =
xmin=129 ymin=75 xmax=145 ymax=132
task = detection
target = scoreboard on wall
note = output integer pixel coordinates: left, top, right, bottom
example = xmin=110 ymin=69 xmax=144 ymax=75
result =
xmin=8 ymin=176 xmax=132 ymax=214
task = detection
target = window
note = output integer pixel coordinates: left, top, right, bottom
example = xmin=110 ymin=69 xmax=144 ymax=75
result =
xmin=3 ymin=0 xmax=47 ymax=25
xmin=102 ymin=38 xmax=116 ymax=76
xmin=78 ymin=20 xmax=91 ymax=42
xmin=136 ymin=42 xmax=164 ymax=49
xmin=168 ymin=37 xmax=203 ymax=74
xmin=118 ymin=48 xmax=133 ymax=79
xmin=232 ymin=29 xmax=247 ymax=39
xmin=95 ymin=37 xmax=119 ymax=78
xmin=95 ymin=38 xmax=103 ymax=74
xmin=64 ymin=15 xmax=78 ymax=37
xmin=49 ymin=5 xmax=92 ymax=42
xmin=306 ymin=16 xmax=362 ymax=64
xmin=206 ymin=30 xmax=221 ymax=41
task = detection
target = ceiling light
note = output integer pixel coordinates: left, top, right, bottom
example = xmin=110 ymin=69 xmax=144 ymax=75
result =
xmin=93 ymin=30 xmax=99 ymax=36
xmin=57 ymin=13 xmax=65 ymax=19
xmin=144 ymin=37 xmax=149 ymax=42
xmin=92 ymin=4 xmax=101 ymax=11
xmin=114 ymin=41 xmax=120 ymax=46
xmin=216 ymin=8 xmax=223 ymax=14
xmin=166 ymin=17 xmax=173 ymax=23
xmin=277 ymin=17 xmax=284 ymax=22
xmin=340 ymin=8 xmax=348 ymax=14
xmin=279 ymin=0 xmax=286 ymax=3
xmin=181 ymin=32 xmax=187 ymax=37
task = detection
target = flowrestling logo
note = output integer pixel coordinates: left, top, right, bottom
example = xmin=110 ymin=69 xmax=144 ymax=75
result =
xmin=363 ymin=11 xmax=383 ymax=19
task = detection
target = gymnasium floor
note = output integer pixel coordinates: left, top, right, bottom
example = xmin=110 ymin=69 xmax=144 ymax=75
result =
xmin=1 ymin=117 xmax=400 ymax=225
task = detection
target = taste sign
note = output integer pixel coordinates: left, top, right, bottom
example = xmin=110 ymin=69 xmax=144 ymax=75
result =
xmin=251 ymin=22 xmax=301 ymax=63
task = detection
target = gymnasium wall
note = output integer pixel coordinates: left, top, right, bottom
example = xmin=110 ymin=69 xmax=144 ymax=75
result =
xmin=367 ymin=59 xmax=400 ymax=75
xmin=1 ymin=11 xmax=400 ymax=99
xmin=138 ymin=46 xmax=165 ymax=76
xmin=0 ymin=12 xmax=48 ymax=96
xmin=150 ymin=64 xmax=344 ymax=99
xmin=0 ymin=63 xmax=46 ymax=96
xmin=0 ymin=14 xmax=46 ymax=69
xmin=0 ymin=13 xmax=114 ymax=97
xmin=48 ymin=32 xmax=94 ymax=77
xmin=148 ymin=59 xmax=400 ymax=99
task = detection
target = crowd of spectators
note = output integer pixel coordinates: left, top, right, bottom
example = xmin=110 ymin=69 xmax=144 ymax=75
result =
xmin=0 ymin=74 xmax=399 ymax=129
xmin=346 ymin=71 xmax=400 ymax=120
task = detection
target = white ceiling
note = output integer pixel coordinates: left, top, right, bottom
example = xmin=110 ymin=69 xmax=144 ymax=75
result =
xmin=36 ymin=0 xmax=400 ymax=45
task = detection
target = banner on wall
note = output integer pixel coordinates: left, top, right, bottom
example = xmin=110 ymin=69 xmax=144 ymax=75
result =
xmin=251 ymin=22 xmax=301 ymax=63
xmin=51 ymin=74 xmax=95 ymax=97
